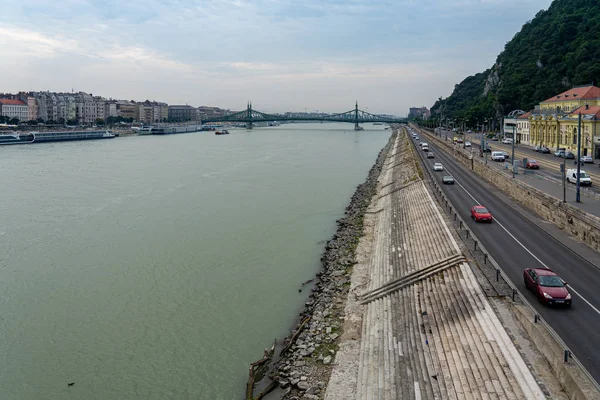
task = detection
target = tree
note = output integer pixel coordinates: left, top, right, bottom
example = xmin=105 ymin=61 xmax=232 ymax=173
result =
xmin=9 ymin=117 xmax=20 ymax=125
xmin=57 ymin=117 xmax=66 ymax=125
xmin=27 ymin=119 xmax=38 ymax=125
xmin=36 ymin=117 xmax=44 ymax=123
xmin=95 ymin=118 xmax=105 ymax=126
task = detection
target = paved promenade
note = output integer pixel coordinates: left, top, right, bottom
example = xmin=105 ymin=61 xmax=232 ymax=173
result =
xmin=326 ymin=130 xmax=545 ymax=399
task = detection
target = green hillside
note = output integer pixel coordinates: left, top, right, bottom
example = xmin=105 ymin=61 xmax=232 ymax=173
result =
xmin=431 ymin=0 xmax=600 ymax=126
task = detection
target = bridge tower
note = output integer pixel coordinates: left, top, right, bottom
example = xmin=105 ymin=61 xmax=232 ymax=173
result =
xmin=354 ymin=101 xmax=361 ymax=131
xmin=246 ymin=102 xmax=253 ymax=130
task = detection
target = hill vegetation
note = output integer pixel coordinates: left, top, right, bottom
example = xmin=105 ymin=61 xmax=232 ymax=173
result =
xmin=431 ymin=0 xmax=600 ymax=127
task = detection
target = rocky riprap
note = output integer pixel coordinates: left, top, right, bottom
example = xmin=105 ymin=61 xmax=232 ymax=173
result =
xmin=268 ymin=130 xmax=397 ymax=400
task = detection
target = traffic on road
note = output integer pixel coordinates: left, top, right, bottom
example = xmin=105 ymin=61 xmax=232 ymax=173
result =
xmin=408 ymin=125 xmax=600 ymax=382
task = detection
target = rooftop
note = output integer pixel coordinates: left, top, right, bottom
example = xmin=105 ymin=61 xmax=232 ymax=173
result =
xmin=542 ymin=85 xmax=600 ymax=103
xmin=0 ymin=99 xmax=27 ymax=106
xmin=569 ymin=105 xmax=600 ymax=118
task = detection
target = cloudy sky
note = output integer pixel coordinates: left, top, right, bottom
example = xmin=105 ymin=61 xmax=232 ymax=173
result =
xmin=1 ymin=0 xmax=552 ymax=115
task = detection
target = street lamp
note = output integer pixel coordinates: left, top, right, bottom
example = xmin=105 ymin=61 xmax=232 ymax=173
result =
xmin=506 ymin=122 xmax=517 ymax=178
xmin=576 ymin=112 xmax=582 ymax=203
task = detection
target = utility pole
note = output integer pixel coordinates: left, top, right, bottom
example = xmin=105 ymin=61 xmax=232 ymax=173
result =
xmin=512 ymin=124 xmax=516 ymax=178
xmin=562 ymin=152 xmax=566 ymax=203
xmin=576 ymin=112 xmax=582 ymax=203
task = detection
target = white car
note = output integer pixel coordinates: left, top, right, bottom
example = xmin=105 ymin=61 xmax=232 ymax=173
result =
xmin=502 ymin=138 xmax=513 ymax=144
xmin=581 ymin=155 xmax=593 ymax=163
xmin=433 ymin=163 xmax=444 ymax=171
xmin=464 ymin=141 xmax=471 ymax=147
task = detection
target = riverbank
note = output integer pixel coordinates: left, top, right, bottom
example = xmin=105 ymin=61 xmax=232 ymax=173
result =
xmin=249 ymin=130 xmax=397 ymax=399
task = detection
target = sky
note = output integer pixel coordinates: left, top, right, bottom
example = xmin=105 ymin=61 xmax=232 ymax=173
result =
xmin=0 ymin=0 xmax=553 ymax=116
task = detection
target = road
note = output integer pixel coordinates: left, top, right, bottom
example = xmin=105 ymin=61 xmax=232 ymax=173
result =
xmin=427 ymin=129 xmax=600 ymax=217
xmin=408 ymin=127 xmax=600 ymax=383
xmin=465 ymin=132 xmax=600 ymax=189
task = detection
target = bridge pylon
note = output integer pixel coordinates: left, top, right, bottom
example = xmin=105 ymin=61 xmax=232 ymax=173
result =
xmin=354 ymin=101 xmax=362 ymax=131
xmin=246 ymin=102 xmax=253 ymax=129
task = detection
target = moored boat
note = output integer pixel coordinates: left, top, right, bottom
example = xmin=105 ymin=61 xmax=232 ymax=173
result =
xmin=215 ymin=130 xmax=230 ymax=135
xmin=0 ymin=130 xmax=116 ymax=145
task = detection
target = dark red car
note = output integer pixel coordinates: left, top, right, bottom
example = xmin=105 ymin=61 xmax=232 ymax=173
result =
xmin=523 ymin=268 xmax=571 ymax=306
xmin=525 ymin=159 xmax=539 ymax=169
xmin=470 ymin=205 xmax=492 ymax=222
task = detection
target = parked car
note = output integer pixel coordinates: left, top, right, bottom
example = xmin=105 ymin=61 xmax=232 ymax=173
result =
xmin=415 ymin=136 xmax=420 ymax=140
xmin=433 ymin=163 xmax=444 ymax=171
xmin=581 ymin=155 xmax=593 ymax=163
xmin=442 ymin=175 xmax=454 ymax=184
xmin=427 ymin=152 xmax=434 ymax=158
xmin=482 ymin=145 xmax=492 ymax=153
xmin=422 ymin=146 xmax=429 ymax=152
xmin=554 ymin=150 xmax=565 ymax=157
xmin=525 ymin=159 xmax=539 ymax=169
xmin=464 ymin=141 xmax=471 ymax=147
xmin=502 ymin=138 xmax=513 ymax=144
xmin=533 ymin=146 xmax=542 ymax=152
xmin=539 ymin=147 xmax=551 ymax=154
xmin=565 ymin=151 xmax=575 ymax=159
xmin=523 ymin=268 xmax=571 ymax=307
xmin=491 ymin=151 xmax=505 ymax=161
xmin=566 ymin=169 xmax=592 ymax=186
xmin=470 ymin=205 xmax=493 ymax=222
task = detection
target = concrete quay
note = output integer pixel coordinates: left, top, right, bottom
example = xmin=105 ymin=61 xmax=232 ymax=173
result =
xmin=325 ymin=129 xmax=546 ymax=399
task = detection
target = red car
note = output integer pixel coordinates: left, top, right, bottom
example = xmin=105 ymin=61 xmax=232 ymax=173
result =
xmin=470 ymin=205 xmax=492 ymax=222
xmin=523 ymin=268 xmax=571 ymax=306
xmin=525 ymin=159 xmax=539 ymax=169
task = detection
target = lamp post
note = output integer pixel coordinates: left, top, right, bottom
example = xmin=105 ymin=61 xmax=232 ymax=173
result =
xmin=576 ymin=112 xmax=582 ymax=203
xmin=506 ymin=122 xmax=517 ymax=177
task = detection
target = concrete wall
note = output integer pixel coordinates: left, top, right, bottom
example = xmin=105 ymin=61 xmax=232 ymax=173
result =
xmin=513 ymin=305 xmax=600 ymax=400
xmin=411 ymin=124 xmax=600 ymax=252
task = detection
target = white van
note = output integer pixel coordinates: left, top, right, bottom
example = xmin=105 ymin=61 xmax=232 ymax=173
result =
xmin=566 ymin=169 xmax=592 ymax=186
xmin=491 ymin=151 xmax=505 ymax=162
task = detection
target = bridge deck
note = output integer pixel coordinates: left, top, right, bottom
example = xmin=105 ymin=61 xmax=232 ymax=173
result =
xmin=326 ymin=129 xmax=545 ymax=399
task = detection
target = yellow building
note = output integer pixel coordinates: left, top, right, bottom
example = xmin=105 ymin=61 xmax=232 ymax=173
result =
xmin=529 ymin=85 xmax=600 ymax=158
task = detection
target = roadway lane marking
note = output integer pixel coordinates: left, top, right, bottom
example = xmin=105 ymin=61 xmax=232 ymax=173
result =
xmin=432 ymin=150 xmax=600 ymax=317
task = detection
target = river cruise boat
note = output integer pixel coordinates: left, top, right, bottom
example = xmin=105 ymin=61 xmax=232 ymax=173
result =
xmin=0 ymin=130 xmax=115 ymax=145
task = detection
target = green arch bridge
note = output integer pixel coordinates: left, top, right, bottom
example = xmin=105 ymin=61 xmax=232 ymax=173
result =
xmin=201 ymin=102 xmax=406 ymax=130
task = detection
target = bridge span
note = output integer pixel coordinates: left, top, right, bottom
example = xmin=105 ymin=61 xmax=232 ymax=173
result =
xmin=201 ymin=102 xmax=406 ymax=130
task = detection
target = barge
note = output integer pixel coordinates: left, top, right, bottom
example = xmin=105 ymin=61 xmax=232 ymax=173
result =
xmin=0 ymin=130 xmax=116 ymax=145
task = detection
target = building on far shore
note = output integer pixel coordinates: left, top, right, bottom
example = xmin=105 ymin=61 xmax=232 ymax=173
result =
xmin=0 ymin=99 xmax=28 ymax=121
xmin=168 ymin=105 xmax=197 ymax=122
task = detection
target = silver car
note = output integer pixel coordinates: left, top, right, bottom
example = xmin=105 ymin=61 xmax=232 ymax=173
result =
xmin=581 ymin=155 xmax=593 ymax=163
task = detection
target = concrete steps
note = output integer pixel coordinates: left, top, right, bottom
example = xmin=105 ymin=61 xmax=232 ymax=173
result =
xmin=351 ymin=129 xmax=545 ymax=399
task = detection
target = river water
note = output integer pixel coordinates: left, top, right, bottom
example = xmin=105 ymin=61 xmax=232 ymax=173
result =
xmin=0 ymin=123 xmax=390 ymax=399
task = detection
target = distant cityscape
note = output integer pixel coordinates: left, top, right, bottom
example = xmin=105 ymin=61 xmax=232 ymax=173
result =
xmin=0 ymin=91 xmax=403 ymax=127
xmin=0 ymin=90 xmax=231 ymax=125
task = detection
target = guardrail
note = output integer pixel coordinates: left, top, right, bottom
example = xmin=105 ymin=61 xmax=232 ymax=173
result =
xmin=405 ymin=126 xmax=600 ymax=399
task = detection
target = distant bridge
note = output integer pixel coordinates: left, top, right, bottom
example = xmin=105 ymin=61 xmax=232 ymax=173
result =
xmin=201 ymin=102 xmax=406 ymax=130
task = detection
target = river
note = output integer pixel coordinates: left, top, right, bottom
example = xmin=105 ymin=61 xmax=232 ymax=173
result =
xmin=0 ymin=123 xmax=390 ymax=399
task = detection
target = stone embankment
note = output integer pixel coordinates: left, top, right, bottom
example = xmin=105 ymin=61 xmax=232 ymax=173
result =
xmin=323 ymin=128 xmax=545 ymax=399
xmin=261 ymin=131 xmax=397 ymax=399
